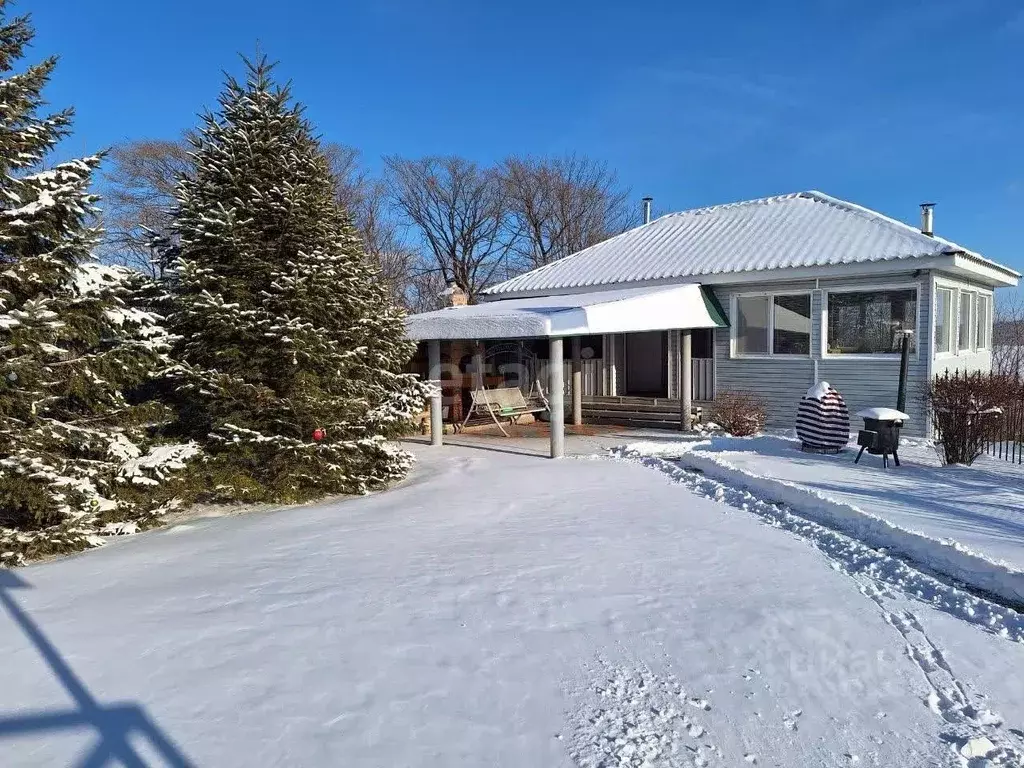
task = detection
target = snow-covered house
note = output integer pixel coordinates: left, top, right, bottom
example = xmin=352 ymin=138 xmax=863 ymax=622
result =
xmin=407 ymin=191 xmax=1020 ymax=454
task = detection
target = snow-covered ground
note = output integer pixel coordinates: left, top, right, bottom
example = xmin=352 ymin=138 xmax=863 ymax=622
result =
xmin=621 ymin=434 xmax=1024 ymax=606
xmin=1 ymin=441 xmax=1023 ymax=767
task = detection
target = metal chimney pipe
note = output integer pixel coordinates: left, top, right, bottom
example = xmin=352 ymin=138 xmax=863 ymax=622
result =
xmin=920 ymin=202 xmax=935 ymax=237
xmin=642 ymin=196 xmax=653 ymax=225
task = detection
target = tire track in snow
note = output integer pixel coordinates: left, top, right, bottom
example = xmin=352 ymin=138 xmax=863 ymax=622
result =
xmin=610 ymin=450 xmax=1024 ymax=766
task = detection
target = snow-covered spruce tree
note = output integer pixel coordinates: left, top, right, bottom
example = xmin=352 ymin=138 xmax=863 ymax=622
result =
xmin=0 ymin=6 xmax=191 ymax=564
xmin=167 ymin=58 xmax=423 ymax=501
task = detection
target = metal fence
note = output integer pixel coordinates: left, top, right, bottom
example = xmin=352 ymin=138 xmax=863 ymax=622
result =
xmin=985 ymin=399 xmax=1024 ymax=464
xmin=932 ymin=370 xmax=1024 ymax=464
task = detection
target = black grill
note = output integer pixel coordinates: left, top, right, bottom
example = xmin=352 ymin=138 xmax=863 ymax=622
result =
xmin=855 ymin=417 xmax=903 ymax=468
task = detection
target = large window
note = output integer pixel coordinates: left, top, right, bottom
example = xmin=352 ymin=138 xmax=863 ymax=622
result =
xmin=733 ymin=293 xmax=811 ymax=356
xmin=773 ymin=294 xmax=811 ymax=354
xmin=934 ymin=287 xmax=953 ymax=354
xmin=826 ymin=288 xmax=917 ymax=355
xmin=735 ymin=296 xmax=769 ymax=355
xmin=958 ymin=291 xmax=974 ymax=352
xmin=976 ymin=294 xmax=992 ymax=350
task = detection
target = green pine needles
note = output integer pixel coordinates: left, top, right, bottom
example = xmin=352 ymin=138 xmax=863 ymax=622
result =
xmin=0 ymin=9 xmax=423 ymax=565
xmin=166 ymin=58 xmax=424 ymax=502
xmin=0 ymin=4 xmax=184 ymax=564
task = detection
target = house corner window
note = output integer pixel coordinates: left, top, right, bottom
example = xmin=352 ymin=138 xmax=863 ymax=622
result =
xmin=934 ymin=287 xmax=953 ymax=355
xmin=976 ymin=294 xmax=991 ymax=350
xmin=958 ymin=291 xmax=975 ymax=352
xmin=734 ymin=293 xmax=811 ymax=357
xmin=826 ymin=288 xmax=917 ymax=355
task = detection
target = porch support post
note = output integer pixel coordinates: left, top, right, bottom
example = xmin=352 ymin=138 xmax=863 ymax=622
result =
xmin=607 ymin=334 xmax=618 ymax=396
xmin=428 ymin=339 xmax=443 ymax=446
xmin=571 ymin=336 xmax=583 ymax=426
xmin=472 ymin=341 xmax=484 ymax=390
xmin=680 ymin=329 xmax=693 ymax=431
xmin=549 ymin=337 xmax=565 ymax=458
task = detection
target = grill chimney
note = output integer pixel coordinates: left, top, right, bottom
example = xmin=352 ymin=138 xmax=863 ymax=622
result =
xmin=642 ymin=196 xmax=653 ymax=225
xmin=920 ymin=202 xmax=935 ymax=237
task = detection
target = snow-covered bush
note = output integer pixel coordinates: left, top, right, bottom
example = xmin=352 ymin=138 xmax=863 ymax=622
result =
xmin=709 ymin=391 xmax=767 ymax=437
xmin=925 ymin=372 xmax=1021 ymax=466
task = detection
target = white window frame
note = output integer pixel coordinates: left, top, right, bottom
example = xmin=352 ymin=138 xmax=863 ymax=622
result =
xmin=976 ymin=293 xmax=992 ymax=351
xmin=932 ymin=285 xmax=955 ymax=357
xmin=958 ymin=289 xmax=976 ymax=354
xmin=821 ymin=282 xmax=921 ymax=361
xmin=932 ymin=276 xmax=994 ymax=358
xmin=729 ymin=291 xmax=812 ymax=359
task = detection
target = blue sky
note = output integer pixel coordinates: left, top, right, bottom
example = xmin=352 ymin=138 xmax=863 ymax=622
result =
xmin=29 ymin=0 xmax=1024 ymax=295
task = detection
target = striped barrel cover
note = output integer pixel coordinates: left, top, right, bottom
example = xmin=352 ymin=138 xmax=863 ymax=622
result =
xmin=796 ymin=382 xmax=850 ymax=452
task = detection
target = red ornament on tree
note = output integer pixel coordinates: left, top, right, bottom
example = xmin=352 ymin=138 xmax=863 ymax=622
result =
xmin=312 ymin=428 xmax=326 ymax=442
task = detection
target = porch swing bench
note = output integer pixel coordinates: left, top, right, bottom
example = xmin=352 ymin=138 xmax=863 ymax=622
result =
xmin=460 ymin=385 xmax=547 ymax=436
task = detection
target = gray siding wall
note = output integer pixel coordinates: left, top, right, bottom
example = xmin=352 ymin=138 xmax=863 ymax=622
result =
xmin=711 ymin=272 xmax=932 ymax=436
xmin=712 ymin=279 xmax=818 ymax=431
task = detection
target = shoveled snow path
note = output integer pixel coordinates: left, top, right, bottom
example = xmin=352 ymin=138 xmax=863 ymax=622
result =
xmin=613 ymin=447 xmax=1024 ymax=766
xmin=0 ymin=444 xmax=1021 ymax=767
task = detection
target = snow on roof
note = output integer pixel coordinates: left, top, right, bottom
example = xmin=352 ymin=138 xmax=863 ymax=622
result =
xmin=484 ymin=191 xmax=1020 ymax=297
xmin=405 ymin=284 xmax=727 ymax=340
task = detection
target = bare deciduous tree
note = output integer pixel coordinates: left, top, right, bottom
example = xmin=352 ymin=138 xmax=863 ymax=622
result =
xmin=324 ymin=144 xmax=415 ymax=306
xmin=501 ymin=153 xmax=633 ymax=270
xmin=993 ymin=292 xmax=1024 ymax=376
xmin=104 ymin=139 xmax=416 ymax=301
xmin=385 ymin=155 xmax=517 ymax=304
xmin=101 ymin=137 xmax=192 ymax=276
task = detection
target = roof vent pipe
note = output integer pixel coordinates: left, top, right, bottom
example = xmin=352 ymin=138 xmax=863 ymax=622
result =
xmin=642 ymin=196 xmax=653 ymax=225
xmin=920 ymin=202 xmax=935 ymax=237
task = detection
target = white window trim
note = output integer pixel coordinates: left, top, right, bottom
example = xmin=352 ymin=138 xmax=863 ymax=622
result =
xmin=821 ymin=282 xmax=921 ymax=361
xmin=933 ymin=276 xmax=994 ymax=358
xmin=976 ymin=293 xmax=992 ymax=351
xmin=958 ymin=289 xmax=976 ymax=354
xmin=932 ymin=285 xmax=955 ymax=358
xmin=729 ymin=291 xmax=813 ymax=359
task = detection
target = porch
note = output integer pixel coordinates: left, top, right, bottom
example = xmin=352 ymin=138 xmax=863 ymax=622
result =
xmin=582 ymin=394 xmax=714 ymax=430
xmin=405 ymin=284 xmax=728 ymax=458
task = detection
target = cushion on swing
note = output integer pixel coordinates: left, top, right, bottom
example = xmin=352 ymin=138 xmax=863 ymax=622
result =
xmin=471 ymin=387 xmax=544 ymax=416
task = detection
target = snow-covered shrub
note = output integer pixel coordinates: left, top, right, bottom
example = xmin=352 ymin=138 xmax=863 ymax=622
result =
xmin=709 ymin=391 xmax=767 ymax=437
xmin=925 ymin=371 xmax=1021 ymax=466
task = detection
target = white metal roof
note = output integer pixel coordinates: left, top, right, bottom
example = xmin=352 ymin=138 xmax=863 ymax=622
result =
xmin=484 ymin=191 xmax=1020 ymax=297
xmin=405 ymin=284 xmax=727 ymax=340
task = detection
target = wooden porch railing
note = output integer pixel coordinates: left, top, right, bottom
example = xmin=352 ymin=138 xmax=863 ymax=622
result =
xmin=535 ymin=357 xmax=715 ymax=400
xmin=691 ymin=358 xmax=714 ymax=402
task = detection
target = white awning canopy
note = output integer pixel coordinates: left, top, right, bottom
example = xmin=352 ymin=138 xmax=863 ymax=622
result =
xmin=405 ymin=284 xmax=728 ymax=340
